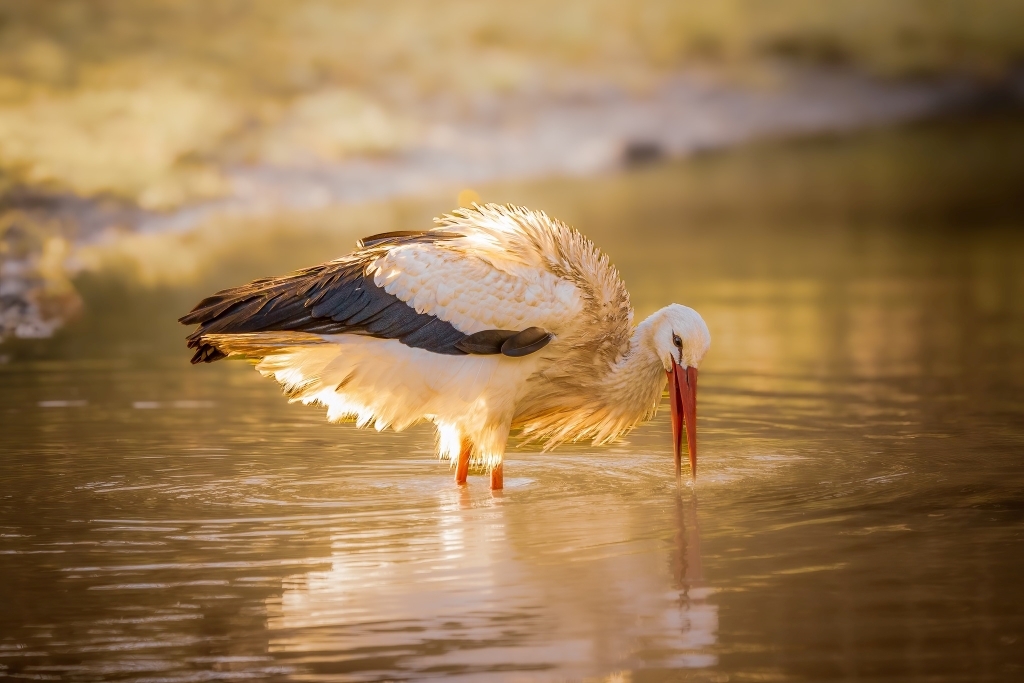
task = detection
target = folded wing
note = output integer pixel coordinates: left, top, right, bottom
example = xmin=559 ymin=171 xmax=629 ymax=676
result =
xmin=179 ymin=226 xmax=573 ymax=364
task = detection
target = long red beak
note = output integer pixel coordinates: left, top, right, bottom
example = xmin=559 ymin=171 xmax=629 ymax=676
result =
xmin=668 ymin=364 xmax=698 ymax=480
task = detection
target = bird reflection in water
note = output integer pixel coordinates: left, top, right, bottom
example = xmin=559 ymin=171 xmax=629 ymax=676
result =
xmin=265 ymin=483 xmax=718 ymax=676
xmin=265 ymin=486 xmax=545 ymax=675
xmin=664 ymin=490 xmax=718 ymax=668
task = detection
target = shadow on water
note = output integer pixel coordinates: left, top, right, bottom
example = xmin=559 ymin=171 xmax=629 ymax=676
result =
xmin=2 ymin=114 xmax=1024 ymax=680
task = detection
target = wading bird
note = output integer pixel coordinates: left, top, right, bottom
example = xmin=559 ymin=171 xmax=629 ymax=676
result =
xmin=180 ymin=204 xmax=710 ymax=489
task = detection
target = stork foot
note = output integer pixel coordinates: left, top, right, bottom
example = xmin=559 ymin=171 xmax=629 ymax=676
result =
xmin=490 ymin=463 xmax=503 ymax=490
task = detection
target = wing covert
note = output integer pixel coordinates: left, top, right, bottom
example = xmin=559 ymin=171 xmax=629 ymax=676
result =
xmin=368 ymin=242 xmax=582 ymax=336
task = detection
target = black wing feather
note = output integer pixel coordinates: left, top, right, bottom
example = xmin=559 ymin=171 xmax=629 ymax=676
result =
xmin=342 ymin=287 xmax=396 ymax=326
xmin=501 ymin=327 xmax=553 ymax=357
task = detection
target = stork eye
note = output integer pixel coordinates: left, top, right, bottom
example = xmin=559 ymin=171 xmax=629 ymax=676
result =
xmin=672 ymin=334 xmax=682 ymax=348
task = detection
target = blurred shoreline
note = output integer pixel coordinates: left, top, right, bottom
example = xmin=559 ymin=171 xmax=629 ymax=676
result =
xmin=2 ymin=63 xmax=1024 ymax=341
xmin=11 ymin=64 xmax=1024 ymax=240
xmin=134 ymin=65 xmax=1023 ymax=235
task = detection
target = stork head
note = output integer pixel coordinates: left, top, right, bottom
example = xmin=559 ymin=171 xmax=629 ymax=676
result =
xmin=649 ymin=304 xmax=710 ymax=481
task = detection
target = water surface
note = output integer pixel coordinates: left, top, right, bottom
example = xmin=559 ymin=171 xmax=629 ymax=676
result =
xmin=2 ymin=121 xmax=1024 ymax=681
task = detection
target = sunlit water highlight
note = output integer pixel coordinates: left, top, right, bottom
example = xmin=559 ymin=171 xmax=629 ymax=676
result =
xmin=2 ymin=126 xmax=1024 ymax=681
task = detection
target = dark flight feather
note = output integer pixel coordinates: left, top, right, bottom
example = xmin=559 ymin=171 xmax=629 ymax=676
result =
xmin=501 ymin=327 xmax=553 ymax=357
xmin=455 ymin=329 xmax=519 ymax=354
xmin=356 ymin=230 xmax=461 ymax=249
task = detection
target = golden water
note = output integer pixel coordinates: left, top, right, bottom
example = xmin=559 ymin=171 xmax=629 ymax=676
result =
xmin=2 ymin=123 xmax=1023 ymax=681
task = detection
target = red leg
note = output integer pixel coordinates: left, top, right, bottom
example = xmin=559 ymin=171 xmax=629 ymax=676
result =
xmin=455 ymin=438 xmax=471 ymax=485
xmin=489 ymin=461 xmax=503 ymax=490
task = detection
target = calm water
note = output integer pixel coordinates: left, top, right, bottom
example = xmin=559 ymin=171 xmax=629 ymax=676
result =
xmin=3 ymin=126 xmax=1024 ymax=681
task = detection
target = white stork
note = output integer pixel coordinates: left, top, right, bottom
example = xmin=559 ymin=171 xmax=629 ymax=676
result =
xmin=180 ymin=204 xmax=710 ymax=489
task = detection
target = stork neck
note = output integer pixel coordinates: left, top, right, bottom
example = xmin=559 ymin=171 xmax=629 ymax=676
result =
xmin=602 ymin=316 xmax=667 ymax=422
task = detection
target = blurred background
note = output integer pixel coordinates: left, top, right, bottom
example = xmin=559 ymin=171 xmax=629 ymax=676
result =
xmin=1 ymin=0 xmax=1023 ymax=342
xmin=2 ymin=2 xmax=1023 ymax=681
